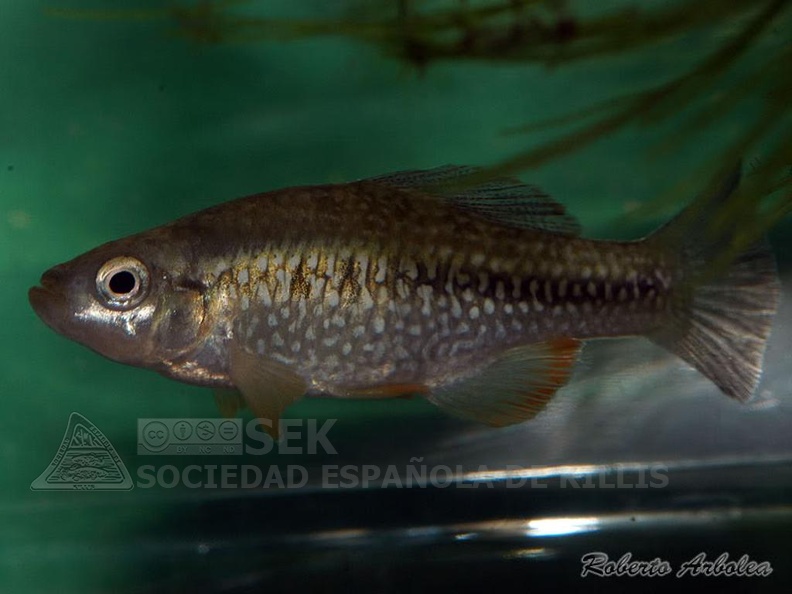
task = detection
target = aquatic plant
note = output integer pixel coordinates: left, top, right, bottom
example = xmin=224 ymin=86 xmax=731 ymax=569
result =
xmin=49 ymin=0 xmax=792 ymax=261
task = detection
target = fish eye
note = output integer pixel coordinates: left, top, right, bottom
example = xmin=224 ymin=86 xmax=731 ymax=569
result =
xmin=96 ymin=256 xmax=150 ymax=309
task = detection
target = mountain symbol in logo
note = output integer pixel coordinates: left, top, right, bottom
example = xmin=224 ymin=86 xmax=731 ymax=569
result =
xmin=31 ymin=412 xmax=133 ymax=491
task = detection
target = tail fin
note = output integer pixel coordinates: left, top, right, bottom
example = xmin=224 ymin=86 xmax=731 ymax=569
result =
xmin=648 ymin=164 xmax=781 ymax=402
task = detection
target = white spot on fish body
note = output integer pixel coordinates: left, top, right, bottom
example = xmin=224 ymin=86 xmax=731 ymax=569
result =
xmin=238 ymin=268 xmax=249 ymax=285
xmin=395 ymin=278 xmax=410 ymax=299
xmin=451 ymin=296 xmax=462 ymax=318
xmin=257 ymin=339 xmax=265 ymax=354
xmin=478 ymin=297 xmax=493 ymax=315
xmin=504 ymin=303 xmax=513 ymax=314
xmin=259 ymin=284 xmax=273 ymax=307
xmin=456 ymin=322 xmax=470 ymax=334
xmin=240 ymin=295 xmax=250 ymax=311
xmin=359 ymin=289 xmax=374 ymax=310
xmin=272 ymin=333 xmax=284 ymax=347
xmin=416 ymin=285 xmax=433 ymax=316
xmin=268 ymin=314 xmax=278 ymax=327
xmin=518 ymin=302 xmax=529 ymax=313
xmin=375 ymin=256 xmax=387 ymax=283
xmin=409 ymin=325 xmax=422 ymax=336
xmin=353 ymin=325 xmax=365 ymax=338
xmin=373 ymin=316 xmax=385 ymax=334
xmin=291 ymin=342 xmax=301 ymax=353
xmin=327 ymin=291 xmax=340 ymax=307
xmin=331 ymin=314 xmax=346 ymax=328
xmin=496 ymin=281 xmax=505 ymax=300
xmin=461 ymin=288 xmax=474 ymax=302
xmin=256 ymin=254 xmax=269 ymax=272
xmin=323 ymin=336 xmax=339 ymax=347
xmin=280 ymin=307 xmax=290 ymax=319
xmin=471 ymin=253 xmax=486 ymax=266
xmin=305 ymin=326 xmax=315 ymax=340
xmin=587 ymin=282 xmax=597 ymax=297
xmin=581 ymin=266 xmax=592 ymax=279
xmin=405 ymin=260 xmax=418 ymax=280
xmin=342 ymin=342 xmax=352 ymax=356
xmin=469 ymin=306 xmax=480 ymax=319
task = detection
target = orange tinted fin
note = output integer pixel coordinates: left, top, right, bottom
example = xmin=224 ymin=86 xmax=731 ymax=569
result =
xmin=342 ymin=383 xmax=430 ymax=400
xmin=428 ymin=339 xmax=581 ymax=427
xmin=228 ymin=342 xmax=306 ymax=438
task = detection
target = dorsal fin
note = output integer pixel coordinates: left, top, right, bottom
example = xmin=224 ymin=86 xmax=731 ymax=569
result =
xmin=364 ymin=165 xmax=581 ymax=236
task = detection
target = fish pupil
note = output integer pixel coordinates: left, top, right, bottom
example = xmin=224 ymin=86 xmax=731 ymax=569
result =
xmin=109 ymin=270 xmax=137 ymax=294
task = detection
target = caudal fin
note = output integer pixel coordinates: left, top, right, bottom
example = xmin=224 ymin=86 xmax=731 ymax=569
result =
xmin=648 ymin=164 xmax=781 ymax=402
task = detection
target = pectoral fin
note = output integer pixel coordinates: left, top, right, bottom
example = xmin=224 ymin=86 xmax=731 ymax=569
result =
xmin=428 ymin=339 xmax=581 ymax=427
xmin=228 ymin=343 xmax=307 ymax=437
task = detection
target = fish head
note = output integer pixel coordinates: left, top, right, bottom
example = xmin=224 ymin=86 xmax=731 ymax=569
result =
xmin=29 ymin=234 xmax=209 ymax=369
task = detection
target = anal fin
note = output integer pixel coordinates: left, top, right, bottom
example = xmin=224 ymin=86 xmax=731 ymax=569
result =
xmin=228 ymin=342 xmax=307 ymax=438
xmin=428 ymin=339 xmax=581 ymax=427
xmin=213 ymin=389 xmax=246 ymax=418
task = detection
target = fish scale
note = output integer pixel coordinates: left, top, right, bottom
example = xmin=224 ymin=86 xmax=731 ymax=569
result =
xmin=229 ymin=227 xmax=671 ymax=396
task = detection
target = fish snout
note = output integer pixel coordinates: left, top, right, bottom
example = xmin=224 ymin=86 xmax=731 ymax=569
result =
xmin=29 ymin=265 xmax=71 ymax=329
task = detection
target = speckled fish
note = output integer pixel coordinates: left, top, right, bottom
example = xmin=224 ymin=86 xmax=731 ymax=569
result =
xmin=29 ymin=165 xmax=780 ymax=430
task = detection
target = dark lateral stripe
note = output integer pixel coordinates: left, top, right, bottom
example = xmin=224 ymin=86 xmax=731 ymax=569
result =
xmin=411 ymin=261 xmax=664 ymax=306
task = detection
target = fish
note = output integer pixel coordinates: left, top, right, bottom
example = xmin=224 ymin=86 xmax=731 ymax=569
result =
xmin=29 ymin=165 xmax=781 ymax=432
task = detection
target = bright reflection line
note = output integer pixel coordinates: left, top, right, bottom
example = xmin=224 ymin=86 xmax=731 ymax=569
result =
xmin=525 ymin=517 xmax=601 ymax=537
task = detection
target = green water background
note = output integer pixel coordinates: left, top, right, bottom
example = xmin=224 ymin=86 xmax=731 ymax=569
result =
xmin=2 ymin=1 xmax=791 ymax=592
